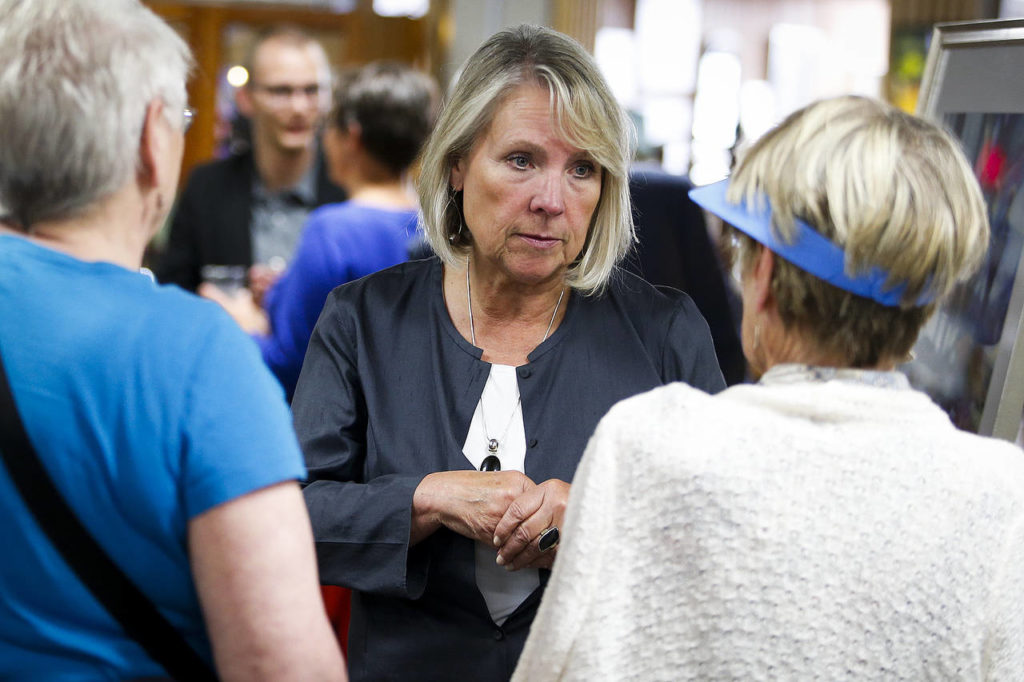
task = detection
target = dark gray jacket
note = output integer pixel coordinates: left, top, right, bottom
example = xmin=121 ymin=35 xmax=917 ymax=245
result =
xmin=293 ymin=257 xmax=725 ymax=681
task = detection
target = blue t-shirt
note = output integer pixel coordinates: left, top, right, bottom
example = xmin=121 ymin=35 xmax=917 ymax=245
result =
xmin=258 ymin=201 xmax=420 ymax=398
xmin=0 ymin=234 xmax=305 ymax=679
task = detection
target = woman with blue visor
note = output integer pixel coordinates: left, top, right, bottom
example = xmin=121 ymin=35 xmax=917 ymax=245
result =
xmin=513 ymin=95 xmax=1024 ymax=681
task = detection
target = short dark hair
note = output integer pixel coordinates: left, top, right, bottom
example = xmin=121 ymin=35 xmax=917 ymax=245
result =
xmin=329 ymin=61 xmax=438 ymax=177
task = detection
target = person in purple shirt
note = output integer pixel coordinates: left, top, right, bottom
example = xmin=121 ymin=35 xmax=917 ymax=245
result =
xmin=204 ymin=62 xmax=438 ymax=398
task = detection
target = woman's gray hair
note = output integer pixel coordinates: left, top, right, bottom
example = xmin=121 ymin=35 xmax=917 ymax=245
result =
xmin=0 ymin=0 xmax=192 ymax=229
xmin=418 ymin=24 xmax=635 ymax=295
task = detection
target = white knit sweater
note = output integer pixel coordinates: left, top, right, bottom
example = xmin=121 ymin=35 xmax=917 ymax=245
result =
xmin=513 ymin=366 xmax=1024 ymax=681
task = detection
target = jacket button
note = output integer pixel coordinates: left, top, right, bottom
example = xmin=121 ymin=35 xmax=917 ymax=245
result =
xmin=493 ymin=629 xmax=505 ymax=641
xmin=528 ymin=439 xmax=538 ymax=448
xmin=519 ymin=367 xmax=532 ymax=378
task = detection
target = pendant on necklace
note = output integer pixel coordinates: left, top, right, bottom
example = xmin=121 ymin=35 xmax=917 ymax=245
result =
xmin=487 ymin=438 xmax=499 ymax=453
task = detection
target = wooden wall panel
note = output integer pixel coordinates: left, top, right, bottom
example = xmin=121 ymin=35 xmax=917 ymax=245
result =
xmin=552 ymin=0 xmax=600 ymax=52
xmin=890 ymin=0 xmax=997 ymax=26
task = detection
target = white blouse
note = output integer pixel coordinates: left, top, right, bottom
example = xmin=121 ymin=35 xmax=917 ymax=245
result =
xmin=462 ymin=363 xmax=539 ymax=625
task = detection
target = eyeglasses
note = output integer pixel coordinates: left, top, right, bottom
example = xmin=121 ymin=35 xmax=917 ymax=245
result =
xmin=251 ymin=83 xmax=322 ymax=104
xmin=183 ymin=106 xmax=195 ymax=133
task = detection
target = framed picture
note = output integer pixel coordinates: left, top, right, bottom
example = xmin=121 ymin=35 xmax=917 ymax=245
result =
xmin=902 ymin=18 xmax=1024 ymax=441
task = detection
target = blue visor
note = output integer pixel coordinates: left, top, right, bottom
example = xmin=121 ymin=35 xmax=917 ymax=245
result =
xmin=689 ymin=179 xmax=931 ymax=308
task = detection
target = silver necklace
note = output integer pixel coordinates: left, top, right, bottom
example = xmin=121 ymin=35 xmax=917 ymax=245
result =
xmin=467 ymin=263 xmax=565 ymax=457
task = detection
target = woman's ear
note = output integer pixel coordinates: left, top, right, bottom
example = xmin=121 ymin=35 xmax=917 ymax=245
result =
xmin=325 ymin=122 xmax=364 ymax=184
xmin=330 ymin=123 xmax=356 ymax=150
xmin=342 ymin=120 xmax=362 ymax=148
xmin=137 ymin=100 xmax=167 ymax=190
xmin=749 ymin=246 xmax=776 ymax=314
xmin=449 ymin=158 xmax=465 ymax=192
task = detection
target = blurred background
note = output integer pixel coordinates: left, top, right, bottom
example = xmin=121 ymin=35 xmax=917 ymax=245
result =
xmin=145 ymin=0 xmax=1019 ymax=185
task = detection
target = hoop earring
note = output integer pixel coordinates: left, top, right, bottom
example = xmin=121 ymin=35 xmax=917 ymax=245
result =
xmin=449 ymin=189 xmax=465 ymax=244
xmin=449 ymin=223 xmax=464 ymax=243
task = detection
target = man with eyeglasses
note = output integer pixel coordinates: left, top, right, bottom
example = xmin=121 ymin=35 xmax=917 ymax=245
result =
xmin=157 ymin=26 xmax=346 ymax=299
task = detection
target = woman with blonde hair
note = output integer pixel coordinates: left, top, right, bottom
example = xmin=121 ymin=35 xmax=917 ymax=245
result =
xmin=514 ymin=96 xmax=1024 ymax=680
xmin=292 ymin=24 xmax=724 ymax=681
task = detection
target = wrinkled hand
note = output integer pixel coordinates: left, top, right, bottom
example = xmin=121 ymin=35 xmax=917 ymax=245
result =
xmin=412 ymin=470 xmax=535 ymax=546
xmin=492 ymin=479 xmax=570 ymax=571
xmin=198 ymin=282 xmax=269 ymax=335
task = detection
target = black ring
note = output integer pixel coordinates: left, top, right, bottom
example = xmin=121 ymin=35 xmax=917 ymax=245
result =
xmin=538 ymin=526 xmax=559 ymax=552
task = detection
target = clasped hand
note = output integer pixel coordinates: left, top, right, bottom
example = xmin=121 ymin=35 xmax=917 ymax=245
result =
xmin=413 ymin=471 xmax=569 ymax=570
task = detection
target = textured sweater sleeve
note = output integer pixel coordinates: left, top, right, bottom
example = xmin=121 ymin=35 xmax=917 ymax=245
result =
xmin=984 ymin=514 xmax=1024 ymax=680
xmin=511 ymin=407 xmax=623 ymax=681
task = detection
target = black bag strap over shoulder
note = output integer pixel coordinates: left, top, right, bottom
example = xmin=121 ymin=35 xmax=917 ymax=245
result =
xmin=0 ymin=351 xmax=217 ymax=681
